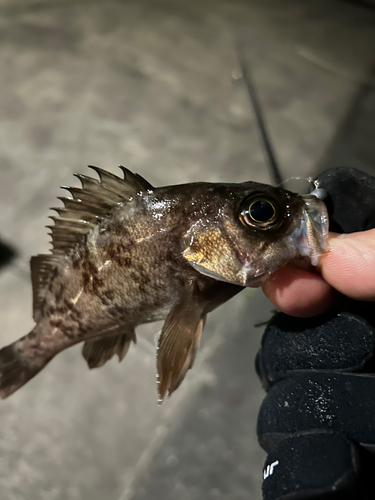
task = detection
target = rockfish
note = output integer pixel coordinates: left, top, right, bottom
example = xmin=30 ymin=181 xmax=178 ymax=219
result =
xmin=0 ymin=167 xmax=328 ymax=401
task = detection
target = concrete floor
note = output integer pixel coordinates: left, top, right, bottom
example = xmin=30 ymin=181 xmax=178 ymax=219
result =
xmin=0 ymin=0 xmax=374 ymax=499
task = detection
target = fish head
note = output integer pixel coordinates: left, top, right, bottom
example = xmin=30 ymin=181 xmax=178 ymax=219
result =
xmin=182 ymin=182 xmax=329 ymax=287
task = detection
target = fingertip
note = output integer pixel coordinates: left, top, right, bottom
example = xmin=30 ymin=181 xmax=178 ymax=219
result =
xmin=321 ymin=229 xmax=375 ymax=301
xmin=263 ymin=265 xmax=334 ymax=317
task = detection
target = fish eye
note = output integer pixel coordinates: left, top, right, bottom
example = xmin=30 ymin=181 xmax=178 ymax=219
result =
xmin=249 ymin=200 xmax=275 ymax=222
xmin=239 ymin=194 xmax=281 ymax=229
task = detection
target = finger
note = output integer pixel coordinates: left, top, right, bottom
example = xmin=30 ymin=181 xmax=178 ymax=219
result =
xmin=262 ymin=265 xmax=334 ymax=317
xmin=321 ymin=229 xmax=375 ymax=301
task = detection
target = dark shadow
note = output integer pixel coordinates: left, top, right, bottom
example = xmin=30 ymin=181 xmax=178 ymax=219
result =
xmin=343 ymin=0 xmax=375 ymax=10
xmin=0 ymin=238 xmax=17 ymax=271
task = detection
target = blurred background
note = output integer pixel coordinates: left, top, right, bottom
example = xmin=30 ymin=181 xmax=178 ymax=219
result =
xmin=0 ymin=0 xmax=374 ymax=499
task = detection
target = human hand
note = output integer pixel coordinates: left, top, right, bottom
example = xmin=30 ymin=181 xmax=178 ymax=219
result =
xmin=257 ymin=167 xmax=375 ymax=500
xmin=263 ymin=166 xmax=375 ymax=317
xmin=262 ymin=229 xmax=375 ymax=317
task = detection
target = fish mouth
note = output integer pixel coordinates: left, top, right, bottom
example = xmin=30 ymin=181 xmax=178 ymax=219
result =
xmin=289 ymin=194 xmax=329 ymax=265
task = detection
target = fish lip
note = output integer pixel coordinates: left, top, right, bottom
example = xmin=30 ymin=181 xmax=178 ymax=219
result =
xmin=289 ymin=194 xmax=329 ymax=264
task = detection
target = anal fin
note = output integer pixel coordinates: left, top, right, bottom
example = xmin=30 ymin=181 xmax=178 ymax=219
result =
xmin=82 ymin=329 xmax=136 ymax=369
xmin=157 ymin=291 xmax=206 ymax=403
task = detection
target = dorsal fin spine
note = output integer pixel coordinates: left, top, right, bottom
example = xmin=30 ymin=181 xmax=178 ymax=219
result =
xmin=47 ymin=166 xmax=152 ymax=259
xmin=57 ymin=196 xmax=109 ymax=215
xmin=118 ymin=166 xmax=154 ymax=192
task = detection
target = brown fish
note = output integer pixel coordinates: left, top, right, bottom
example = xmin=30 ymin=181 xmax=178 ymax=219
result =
xmin=0 ymin=167 xmax=328 ymax=401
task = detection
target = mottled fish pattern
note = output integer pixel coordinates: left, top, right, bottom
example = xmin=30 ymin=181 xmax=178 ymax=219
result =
xmin=0 ymin=167 xmax=328 ymax=401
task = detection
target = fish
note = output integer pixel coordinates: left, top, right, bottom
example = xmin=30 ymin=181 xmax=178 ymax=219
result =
xmin=0 ymin=166 xmax=329 ymax=402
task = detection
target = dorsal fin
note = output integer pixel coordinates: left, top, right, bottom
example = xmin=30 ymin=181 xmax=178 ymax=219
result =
xmin=30 ymin=254 xmax=63 ymax=321
xmin=48 ymin=166 xmax=153 ymax=257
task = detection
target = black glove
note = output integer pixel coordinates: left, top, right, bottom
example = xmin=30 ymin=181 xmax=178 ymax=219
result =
xmin=256 ymin=167 xmax=375 ymax=500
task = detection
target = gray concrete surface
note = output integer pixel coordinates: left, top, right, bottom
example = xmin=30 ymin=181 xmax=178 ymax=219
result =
xmin=0 ymin=1 xmax=374 ymax=499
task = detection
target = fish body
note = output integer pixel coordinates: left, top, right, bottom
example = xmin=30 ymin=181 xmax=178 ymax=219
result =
xmin=0 ymin=167 xmax=329 ymax=401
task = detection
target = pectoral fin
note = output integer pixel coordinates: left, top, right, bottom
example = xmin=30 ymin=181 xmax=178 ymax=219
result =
xmin=82 ymin=328 xmax=136 ymax=369
xmin=157 ymin=293 xmax=205 ymax=403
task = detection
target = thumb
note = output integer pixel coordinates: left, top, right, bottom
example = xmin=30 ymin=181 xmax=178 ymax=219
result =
xmin=320 ymin=229 xmax=375 ymax=301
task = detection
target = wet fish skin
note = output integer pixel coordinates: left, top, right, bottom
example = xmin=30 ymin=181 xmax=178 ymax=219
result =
xmin=0 ymin=167 xmax=328 ymax=401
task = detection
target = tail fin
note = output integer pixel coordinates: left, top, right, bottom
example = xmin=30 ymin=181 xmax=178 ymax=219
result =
xmin=0 ymin=343 xmax=42 ymax=399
